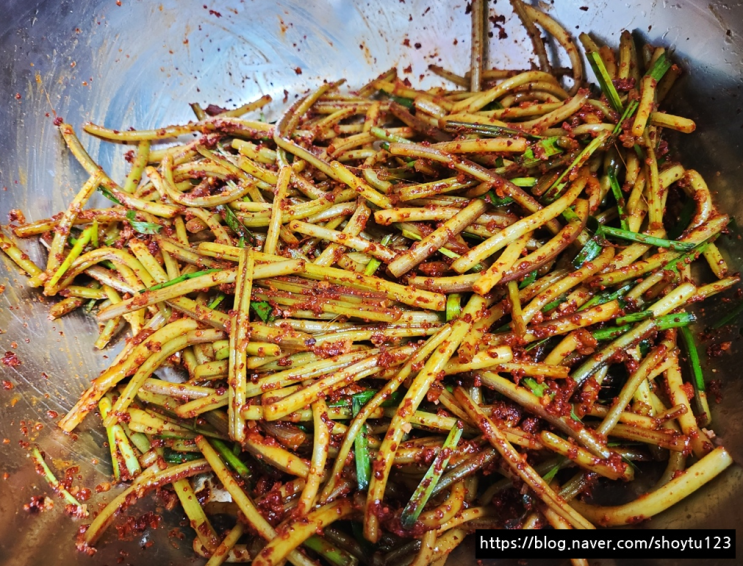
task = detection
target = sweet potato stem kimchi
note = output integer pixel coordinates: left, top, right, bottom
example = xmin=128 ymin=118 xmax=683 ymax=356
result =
xmin=1 ymin=1 xmax=736 ymax=565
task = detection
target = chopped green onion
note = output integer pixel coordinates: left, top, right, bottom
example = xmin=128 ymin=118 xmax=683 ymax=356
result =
xmin=400 ymin=227 xmax=467 ymax=262
xmin=138 ymin=268 xmax=221 ymax=294
xmin=351 ymin=522 xmax=375 ymax=554
xmin=400 ymin=422 xmax=463 ymax=529
xmin=126 ymin=210 xmax=162 ymax=235
xmin=98 ymin=396 xmax=121 ymax=481
xmin=570 ymin=405 xmax=583 ymax=423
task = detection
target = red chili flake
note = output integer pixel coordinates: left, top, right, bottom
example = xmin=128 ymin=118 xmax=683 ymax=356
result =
xmin=1 ymin=352 xmax=21 ymax=367
xmin=8 ymin=209 xmax=25 ymax=224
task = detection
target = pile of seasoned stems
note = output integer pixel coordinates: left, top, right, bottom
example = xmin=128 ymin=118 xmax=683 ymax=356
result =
xmin=2 ymin=3 xmax=736 ymax=565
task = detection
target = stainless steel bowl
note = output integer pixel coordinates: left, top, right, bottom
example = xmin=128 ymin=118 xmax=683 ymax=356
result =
xmin=1 ymin=1 xmax=742 ymax=564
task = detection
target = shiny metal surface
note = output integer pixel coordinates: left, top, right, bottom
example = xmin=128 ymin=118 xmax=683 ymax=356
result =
xmin=1 ymin=1 xmax=742 ymax=564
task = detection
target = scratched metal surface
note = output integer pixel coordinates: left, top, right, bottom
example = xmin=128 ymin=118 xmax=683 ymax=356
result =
xmin=0 ymin=0 xmax=742 ymax=565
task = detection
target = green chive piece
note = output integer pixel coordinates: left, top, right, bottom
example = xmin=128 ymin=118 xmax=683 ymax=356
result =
xmin=163 ymin=448 xmax=203 ymax=464
xmin=679 ymin=326 xmax=710 ymax=424
xmin=482 ymin=191 xmax=514 ymax=207
xmin=139 ymin=268 xmax=221 ymax=294
xmin=126 ymin=210 xmax=162 ymax=234
xmin=542 ymin=130 xmax=612 ymax=202
xmin=592 ymin=312 xmax=695 ymax=341
xmin=363 ymin=234 xmax=392 ymax=276
xmin=587 ymin=51 xmax=624 ymax=112
xmin=47 ymin=225 xmax=95 ymax=289
xmin=522 ymin=377 xmax=549 ymax=397
xmin=352 ymin=394 xmax=371 ymax=491
xmin=444 ymin=120 xmax=544 ymax=140
xmin=663 ymin=241 xmax=711 ymax=273
xmin=521 ymin=137 xmax=563 ymax=168
xmin=573 ymin=236 xmax=604 ymax=269
xmin=510 ymin=177 xmax=538 ymax=188
xmin=542 ymin=457 xmax=567 ymax=483
xmin=208 ymin=293 xmax=226 ymax=310
xmin=600 ymin=225 xmax=695 ymax=251
xmin=216 ymin=204 xmax=253 ymax=243
xmin=613 ymin=100 xmax=639 ymax=135
xmin=370 ymin=126 xmax=410 ymax=144
xmin=541 ymin=296 xmax=566 ymax=314
xmin=519 ymin=270 xmax=538 ymax=289
xmin=615 ymin=309 xmax=653 ymax=325
xmin=97 ymin=185 xmax=122 ymax=205
xmin=607 ymin=168 xmax=629 ymax=231
xmin=90 ymin=219 xmax=99 ymax=248
xmin=303 ymin=536 xmax=357 ymax=566
xmin=579 ymin=282 xmax=633 ymax=311
xmin=400 ymin=422 xmax=463 ymax=529
xmin=386 ymin=93 xmax=414 ymax=108
xmin=31 ymin=446 xmax=86 ymax=509
xmin=446 ymin=294 xmax=462 ymax=321
xmin=645 ymin=52 xmax=672 ymax=82
xmin=524 ymin=337 xmax=551 ymax=352
xmin=210 ymin=438 xmax=251 ymax=481
xmin=250 ymin=300 xmax=275 ymax=322
xmin=380 ymin=389 xmax=405 ymax=408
